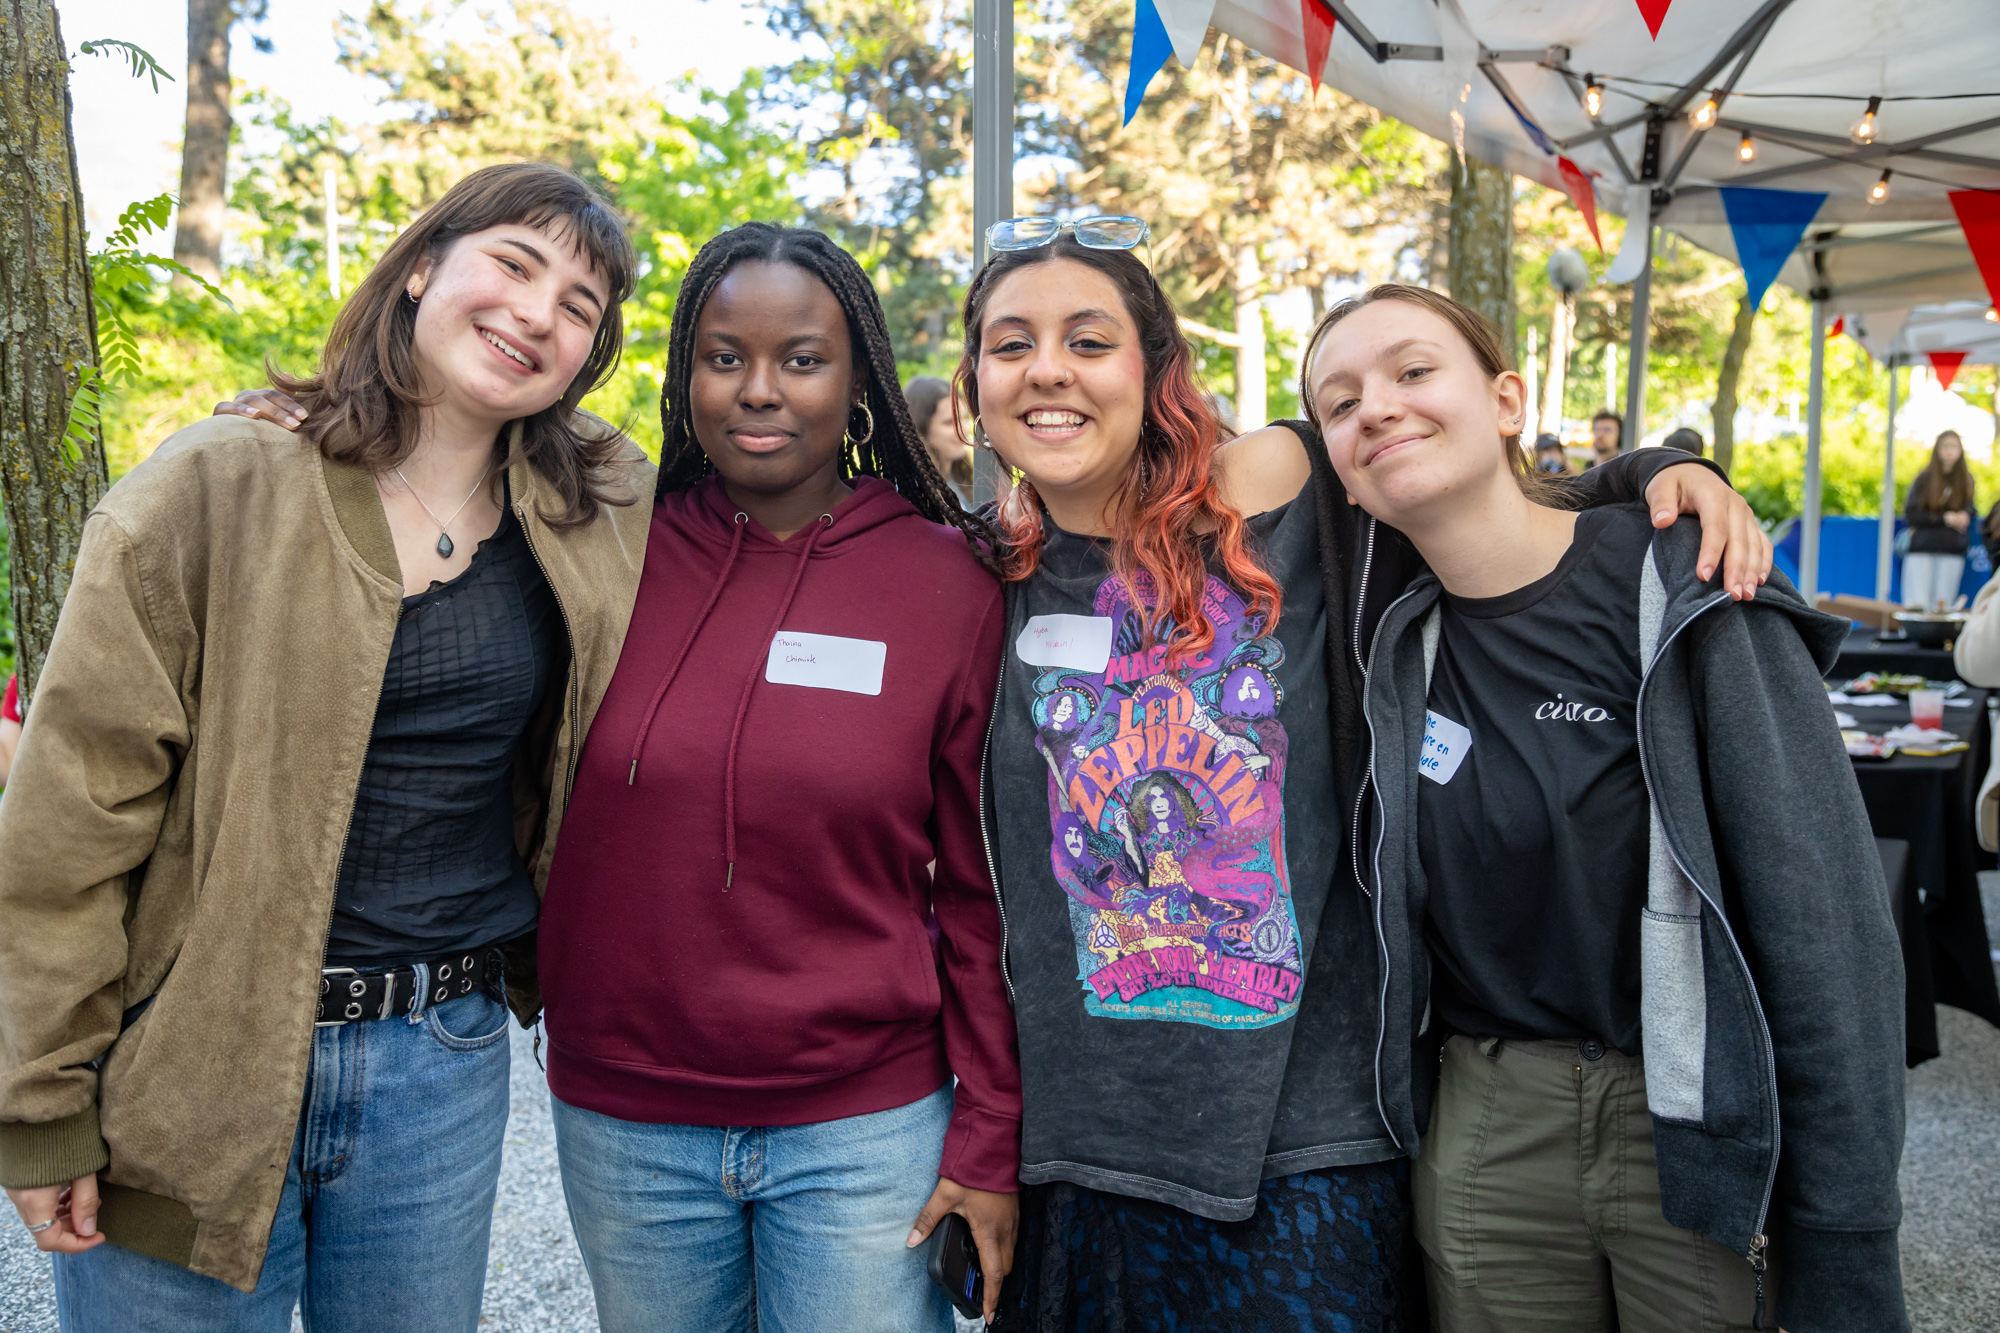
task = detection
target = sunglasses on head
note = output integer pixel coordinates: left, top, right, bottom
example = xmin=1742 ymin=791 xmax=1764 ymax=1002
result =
xmin=984 ymin=215 xmax=1152 ymax=254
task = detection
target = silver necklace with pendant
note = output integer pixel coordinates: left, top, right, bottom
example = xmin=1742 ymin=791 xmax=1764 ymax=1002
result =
xmin=395 ymin=462 xmax=494 ymax=558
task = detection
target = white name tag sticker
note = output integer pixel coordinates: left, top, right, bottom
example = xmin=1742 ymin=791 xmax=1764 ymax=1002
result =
xmin=1420 ymin=710 xmax=1473 ymax=785
xmin=765 ymin=631 xmax=886 ymax=696
xmin=1015 ymin=614 xmax=1114 ymax=673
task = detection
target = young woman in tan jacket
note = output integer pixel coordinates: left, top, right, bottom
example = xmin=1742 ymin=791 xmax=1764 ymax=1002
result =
xmin=0 ymin=163 xmax=652 ymax=1330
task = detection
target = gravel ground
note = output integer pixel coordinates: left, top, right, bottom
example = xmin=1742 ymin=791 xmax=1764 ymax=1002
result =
xmin=6 ymin=911 xmax=1999 ymax=1331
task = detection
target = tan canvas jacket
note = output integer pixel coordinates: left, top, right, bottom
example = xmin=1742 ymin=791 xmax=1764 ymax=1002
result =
xmin=0 ymin=416 xmax=654 ymax=1290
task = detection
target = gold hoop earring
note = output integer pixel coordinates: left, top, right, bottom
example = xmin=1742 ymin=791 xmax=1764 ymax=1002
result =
xmin=847 ymin=401 xmax=875 ymax=446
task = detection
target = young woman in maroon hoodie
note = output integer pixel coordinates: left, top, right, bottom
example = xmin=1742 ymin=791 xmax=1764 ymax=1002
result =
xmin=533 ymin=224 xmax=1019 ymax=1331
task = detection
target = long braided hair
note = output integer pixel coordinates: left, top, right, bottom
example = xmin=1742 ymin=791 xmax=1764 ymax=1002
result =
xmin=656 ymin=223 xmax=997 ymax=564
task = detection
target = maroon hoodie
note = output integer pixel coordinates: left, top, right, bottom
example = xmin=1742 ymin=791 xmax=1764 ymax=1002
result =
xmin=538 ymin=475 xmax=1020 ymax=1192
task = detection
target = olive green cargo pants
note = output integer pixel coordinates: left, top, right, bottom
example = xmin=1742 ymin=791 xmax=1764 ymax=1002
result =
xmin=1414 ymin=1035 xmax=1769 ymax=1333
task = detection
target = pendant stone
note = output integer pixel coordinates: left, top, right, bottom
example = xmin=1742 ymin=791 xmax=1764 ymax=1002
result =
xmin=436 ymin=532 xmax=454 ymax=558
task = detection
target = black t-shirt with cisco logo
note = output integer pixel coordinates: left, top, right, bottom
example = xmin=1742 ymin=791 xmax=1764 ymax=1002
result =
xmin=1417 ymin=503 xmax=1654 ymax=1054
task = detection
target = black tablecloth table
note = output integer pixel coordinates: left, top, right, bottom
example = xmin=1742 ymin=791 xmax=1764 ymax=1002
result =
xmin=1839 ymin=685 xmax=2000 ymax=1064
xmin=1832 ymin=627 xmax=1960 ymax=683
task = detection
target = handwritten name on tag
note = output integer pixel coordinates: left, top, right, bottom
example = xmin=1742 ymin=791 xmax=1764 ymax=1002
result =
xmin=1015 ymin=614 xmax=1114 ymax=673
xmin=1420 ymin=710 xmax=1472 ymax=785
xmin=765 ymin=631 xmax=886 ymax=696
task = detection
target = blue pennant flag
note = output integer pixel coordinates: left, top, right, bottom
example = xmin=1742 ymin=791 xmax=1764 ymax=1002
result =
xmin=1124 ymin=0 xmax=1174 ymax=125
xmin=1720 ymin=187 xmax=1828 ymax=310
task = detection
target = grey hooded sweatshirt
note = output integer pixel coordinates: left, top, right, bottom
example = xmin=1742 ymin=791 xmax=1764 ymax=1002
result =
xmin=1362 ymin=517 xmax=1908 ymax=1333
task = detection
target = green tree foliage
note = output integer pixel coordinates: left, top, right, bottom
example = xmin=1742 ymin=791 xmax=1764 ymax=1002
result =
xmin=757 ymin=0 xmax=975 ymax=375
xmin=97 ymin=0 xmax=803 ymax=474
xmin=1017 ymin=0 xmax=1442 ymax=421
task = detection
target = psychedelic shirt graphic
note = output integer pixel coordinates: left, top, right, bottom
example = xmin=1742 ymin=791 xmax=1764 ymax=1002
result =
xmin=1030 ymin=572 xmax=1300 ymax=1028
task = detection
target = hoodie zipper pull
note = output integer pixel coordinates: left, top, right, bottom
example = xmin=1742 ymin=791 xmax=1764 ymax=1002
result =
xmin=1747 ymin=1232 xmax=1768 ymax=1328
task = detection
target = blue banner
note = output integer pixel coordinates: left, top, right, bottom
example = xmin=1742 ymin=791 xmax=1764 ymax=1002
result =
xmin=1125 ymin=0 xmax=1175 ymax=125
xmin=1719 ymin=187 xmax=1827 ymax=310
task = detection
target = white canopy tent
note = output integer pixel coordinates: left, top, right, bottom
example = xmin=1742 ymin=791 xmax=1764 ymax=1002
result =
xmin=968 ymin=0 xmax=2000 ymax=596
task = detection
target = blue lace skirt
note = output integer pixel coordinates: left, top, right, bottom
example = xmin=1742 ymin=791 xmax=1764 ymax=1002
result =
xmin=997 ymin=1160 xmax=1424 ymax=1333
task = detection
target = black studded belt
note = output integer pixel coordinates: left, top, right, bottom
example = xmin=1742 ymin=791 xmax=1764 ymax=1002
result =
xmin=316 ymin=945 xmax=506 ymax=1026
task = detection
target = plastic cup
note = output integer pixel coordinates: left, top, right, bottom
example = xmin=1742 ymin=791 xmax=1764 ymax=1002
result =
xmin=1909 ymin=688 xmax=1945 ymax=731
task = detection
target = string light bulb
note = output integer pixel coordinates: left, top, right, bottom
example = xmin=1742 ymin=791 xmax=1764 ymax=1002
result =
xmin=1583 ymin=75 xmax=1604 ymax=120
xmin=1987 ymin=307 xmax=1998 ymax=323
xmin=1869 ymin=168 xmax=1892 ymax=204
xmin=1849 ymin=95 xmax=1883 ymax=146
xmin=1738 ymin=133 xmax=1756 ymax=163
xmin=1688 ymin=91 xmax=1720 ymax=131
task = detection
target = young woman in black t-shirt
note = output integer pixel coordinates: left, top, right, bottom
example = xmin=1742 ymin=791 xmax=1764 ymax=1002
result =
xmin=1303 ymin=284 xmax=1908 ymax=1333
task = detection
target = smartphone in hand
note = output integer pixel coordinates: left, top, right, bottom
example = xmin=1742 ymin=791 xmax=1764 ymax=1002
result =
xmin=925 ymin=1211 xmax=984 ymax=1319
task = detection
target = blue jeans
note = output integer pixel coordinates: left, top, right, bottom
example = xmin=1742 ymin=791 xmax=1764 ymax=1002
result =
xmin=52 ymin=987 xmax=512 ymax=1333
xmin=551 ymin=1083 xmax=957 ymax=1333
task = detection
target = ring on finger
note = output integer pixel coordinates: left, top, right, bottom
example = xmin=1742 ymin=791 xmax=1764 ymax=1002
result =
xmin=24 ymin=1218 xmax=55 ymax=1235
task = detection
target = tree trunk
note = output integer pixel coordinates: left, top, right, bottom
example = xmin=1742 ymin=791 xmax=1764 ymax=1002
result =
xmin=1446 ymin=149 xmax=1516 ymax=366
xmin=1232 ymin=243 xmax=1267 ymax=431
xmin=0 ymin=0 xmax=110 ymax=701
xmin=1712 ymin=293 xmax=1757 ymax=475
xmin=173 ymin=0 xmax=234 ymax=284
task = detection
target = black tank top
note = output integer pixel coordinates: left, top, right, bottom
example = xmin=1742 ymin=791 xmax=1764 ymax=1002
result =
xmin=324 ymin=499 xmax=562 ymax=967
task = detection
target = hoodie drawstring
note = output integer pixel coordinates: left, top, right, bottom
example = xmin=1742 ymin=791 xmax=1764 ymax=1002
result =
xmin=721 ymin=513 xmax=831 ymax=887
xmin=627 ymin=512 xmax=749 ymax=786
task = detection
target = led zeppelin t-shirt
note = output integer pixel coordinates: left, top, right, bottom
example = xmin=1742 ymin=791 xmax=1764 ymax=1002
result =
xmin=1417 ymin=502 xmax=1655 ymax=1054
xmin=994 ymin=483 xmax=1394 ymax=1220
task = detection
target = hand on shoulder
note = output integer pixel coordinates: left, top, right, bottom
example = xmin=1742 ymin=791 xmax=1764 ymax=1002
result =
xmin=1213 ymin=424 xmax=1311 ymax=519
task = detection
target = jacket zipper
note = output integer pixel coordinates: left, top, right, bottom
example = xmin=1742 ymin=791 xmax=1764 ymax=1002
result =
xmin=516 ymin=498 xmax=585 ymax=816
xmin=977 ymin=651 xmax=1016 ymax=1005
xmin=1633 ymin=588 xmax=1782 ymax=1308
xmin=1358 ymin=578 xmax=1431 ymax=1156
xmin=1348 ymin=518 xmax=1378 ymax=899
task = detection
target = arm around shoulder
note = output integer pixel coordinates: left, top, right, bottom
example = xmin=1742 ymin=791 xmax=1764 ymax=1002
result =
xmin=1213 ymin=425 xmax=1312 ymax=519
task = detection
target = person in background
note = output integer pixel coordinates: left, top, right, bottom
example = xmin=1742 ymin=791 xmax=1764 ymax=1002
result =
xmin=1533 ymin=434 xmax=1570 ymax=475
xmin=1310 ymin=283 xmax=1906 ymax=1333
xmin=903 ymin=375 xmax=976 ymax=509
xmin=0 ymin=675 xmax=20 ymax=788
xmin=1589 ymin=409 xmax=1623 ymax=466
xmin=1660 ymin=426 xmax=1706 ymax=456
xmin=1902 ymin=429 xmax=1977 ymax=610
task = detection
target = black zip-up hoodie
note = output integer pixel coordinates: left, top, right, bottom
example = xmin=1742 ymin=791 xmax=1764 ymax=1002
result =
xmin=1360 ymin=520 xmax=1906 ymax=1333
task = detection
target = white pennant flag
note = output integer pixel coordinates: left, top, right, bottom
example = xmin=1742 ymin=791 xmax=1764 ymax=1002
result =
xmin=1153 ymin=0 xmax=1219 ymax=70
xmin=1605 ymin=186 xmax=1654 ymax=285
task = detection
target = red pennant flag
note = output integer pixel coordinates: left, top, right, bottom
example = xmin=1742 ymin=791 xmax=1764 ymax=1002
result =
xmin=1301 ymin=0 xmax=1335 ymax=100
xmin=1556 ymin=157 xmax=1603 ymax=252
xmin=1635 ymin=0 xmax=1673 ymax=38
xmin=1827 ymin=315 xmax=1845 ymax=339
xmin=1929 ymin=351 xmax=1968 ymax=391
xmin=1951 ymin=190 xmax=2000 ymax=308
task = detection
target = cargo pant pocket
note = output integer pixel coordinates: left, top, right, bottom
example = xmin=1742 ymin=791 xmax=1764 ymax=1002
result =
xmin=1414 ymin=1035 xmax=1500 ymax=1288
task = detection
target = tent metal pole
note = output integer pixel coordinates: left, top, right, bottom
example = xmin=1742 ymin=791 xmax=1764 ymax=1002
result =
xmin=1803 ymin=297 xmax=1827 ymax=602
xmin=970 ymin=0 xmax=1014 ymax=506
xmin=1622 ymin=205 xmax=1655 ymax=450
xmin=1877 ymin=356 xmax=1899 ymax=602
